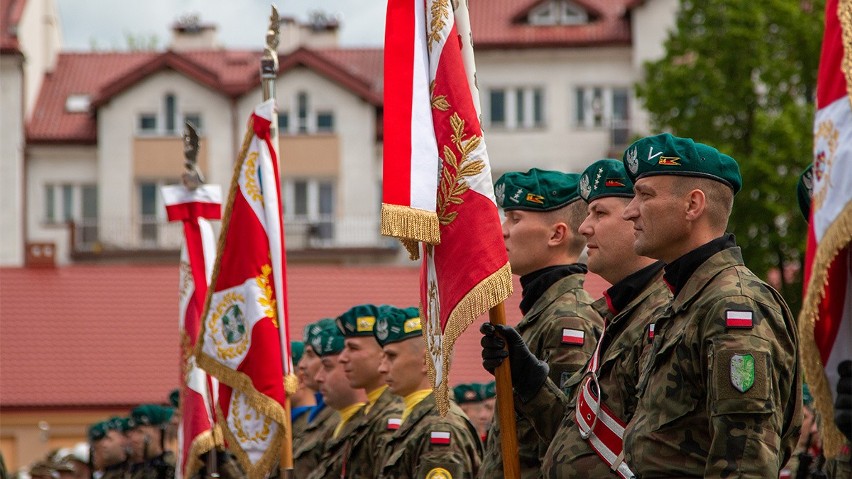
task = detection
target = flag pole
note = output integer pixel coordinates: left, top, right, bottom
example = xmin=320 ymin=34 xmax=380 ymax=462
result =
xmin=488 ymin=302 xmax=521 ymax=479
xmin=261 ymin=6 xmax=294 ymax=478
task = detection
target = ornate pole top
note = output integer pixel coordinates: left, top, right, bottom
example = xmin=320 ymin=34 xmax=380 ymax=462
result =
xmin=182 ymin=121 xmax=205 ymax=189
xmin=262 ymin=5 xmax=280 ymax=73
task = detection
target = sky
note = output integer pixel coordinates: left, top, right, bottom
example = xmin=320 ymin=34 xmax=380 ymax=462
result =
xmin=56 ymin=0 xmax=387 ymax=51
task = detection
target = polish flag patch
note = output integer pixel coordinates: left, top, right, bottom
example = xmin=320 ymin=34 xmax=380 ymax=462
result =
xmin=648 ymin=323 xmax=655 ymax=340
xmin=561 ymin=328 xmax=585 ymax=345
xmin=387 ymin=418 xmax=402 ymax=430
xmin=430 ymin=431 xmax=451 ymax=445
xmin=726 ymin=310 xmax=753 ymax=329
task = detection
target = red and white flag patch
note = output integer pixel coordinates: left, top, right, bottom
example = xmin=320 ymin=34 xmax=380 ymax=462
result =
xmin=387 ymin=418 xmax=402 ymax=430
xmin=430 ymin=431 xmax=451 ymax=445
xmin=648 ymin=323 xmax=655 ymax=340
xmin=562 ymin=328 xmax=585 ymax=345
xmin=726 ymin=310 xmax=753 ymax=329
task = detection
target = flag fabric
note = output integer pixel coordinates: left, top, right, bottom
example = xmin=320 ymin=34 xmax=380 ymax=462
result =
xmin=383 ymin=0 xmax=512 ymax=415
xmin=800 ymin=0 xmax=852 ymax=459
xmin=195 ymin=99 xmax=293 ymax=477
xmin=162 ymin=184 xmax=222 ymax=479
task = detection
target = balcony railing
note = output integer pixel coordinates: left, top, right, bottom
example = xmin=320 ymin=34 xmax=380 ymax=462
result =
xmin=71 ymin=216 xmax=397 ymax=254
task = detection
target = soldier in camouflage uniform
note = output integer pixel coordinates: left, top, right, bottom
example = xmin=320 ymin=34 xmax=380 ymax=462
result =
xmin=376 ymin=307 xmax=482 ymax=479
xmin=333 ymin=304 xmax=404 ymax=478
xmin=89 ymin=418 xmax=128 ymax=479
xmin=479 ymin=169 xmax=603 ymax=479
xmin=293 ymin=319 xmax=340 ymax=479
xmin=126 ymin=405 xmax=176 ymax=479
xmin=619 ymin=133 xmax=801 ymax=476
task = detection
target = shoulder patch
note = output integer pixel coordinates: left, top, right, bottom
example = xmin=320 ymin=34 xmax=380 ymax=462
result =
xmin=430 ymin=431 xmax=451 ymax=445
xmin=387 ymin=418 xmax=401 ymax=430
xmin=648 ymin=323 xmax=655 ymax=340
xmin=730 ymin=353 xmax=755 ymax=392
xmin=425 ymin=467 xmax=453 ymax=479
xmin=561 ymin=328 xmax=584 ymax=345
xmin=726 ymin=310 xmax=753 ymax=329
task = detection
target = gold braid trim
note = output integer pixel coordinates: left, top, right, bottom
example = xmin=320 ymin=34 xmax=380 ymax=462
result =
xmin=427 ymin=262 xmax=513 ymax=416
xmin=215 ymin=403 xmax=283 ymax=479
xmin=184 ymin=429 xmax=219 ymax=479
xmin=842 ymin=0 xmax=852 ymax=113
xmin=380 ymin=203 xmax=441 ymax=260
xmin=798 ymin=202 xmax=852 ymax=459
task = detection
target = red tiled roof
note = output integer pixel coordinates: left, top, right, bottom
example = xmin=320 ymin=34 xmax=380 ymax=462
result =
xmin=469 ymin=0 xmax=634 ymax=49
xmin=0 ymin=264 xmax=609 ymax=408
xmin=0 ymin=0 xmax=25 ymax=53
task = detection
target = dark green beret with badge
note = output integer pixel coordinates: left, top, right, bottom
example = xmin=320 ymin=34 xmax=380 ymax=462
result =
xmin=311 ymin=319 xmax=345 ymax=357
xmin=374 ymin=306 xmax=421 ymax=347
xmin=495 ymin=168 xmax=582 ymax=212
xmin=622 ymin=133 xmax=742 ymax=194
xmin=110 ymin=416 xmax=130 ymax=433
xmin=88 ymin=420 xmax=112 ymax=442
xmin=797 ymin=164 xmax=814 ymax=220
xmin=291 ymin=341 xmax=305 ymax=366
xmin=453 ymin=383 xmax=484 ymax=404
xmin=304 ymin=318 xmax=334 ymax=350
xmin=578 ymin=159 xmax=634 ymax=202
xmin=336 ymin=304 xmax=380 ymax=337
xmin=128 ymin=404 xmax=173 ymax=428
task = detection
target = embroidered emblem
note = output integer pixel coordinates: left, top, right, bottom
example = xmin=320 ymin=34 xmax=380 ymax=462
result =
xmin=579 ymin=174 xmax=591 ymax=199
xmin=222 ymin=304 xmax=246 ymax=344
xmin=509 ymin=187 xmax=523 ymax=204
xmin=605 ymin=178 xmax=625 ymax=187
xmin=463 ymin=390 xmax=477 ymax=400
xmin=208 ymin=291 xmax=250 ymax=360
xmin=403 ymin=317 xmax=422 ymax=333
xmin=356 ymin=316 xmax=376 ymax=332
xmin=525 ymin=193 xmax=544 ymax=204
xmin=430 ymin=431 xmax=451 ymax=445
xmin=387 ymin=418 xmax=402 ymax=430
xmin=658 ymin=156 xmax=681 ymax=166
xmin=494 ymin=182 xmax=506 ymax=206
xmin=813 ymin=118 xmax=838 ymax=213
xmin=436 ymin=112 xmax=486 ymax=225
xmin=730 ymin=353 xmax=755 ymax=393
xmin=376 ymin=317 xmax=389 ymax=341
xmin=726 ymin=310 xmax=753 ymax=329
xmin=626 ymin=147 xmax=638 ymax=175
xmin=593 ymin=167 xmax=604 ymax=190
xmin=425 ymin=467 xmax=453 ymax=479
xmin=561 ymin=328 xmax=584 ymax=345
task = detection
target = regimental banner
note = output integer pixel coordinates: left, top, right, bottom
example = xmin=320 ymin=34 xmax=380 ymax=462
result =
xmin=195 ymin=100 xmax=292 ymax=477
xmin=800 ymin=0 xmax=852 ymax=459
xmin=382 ymin=0 xmax=512 ymax=415
xmin=162 ymin=184 xmax=222 ymax=479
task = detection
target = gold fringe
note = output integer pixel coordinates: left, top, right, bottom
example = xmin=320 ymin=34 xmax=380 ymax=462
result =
xmin=842 ymin=0 xmax=852 ymax=113
xmin=380 ymin=203 xmax=441 ymax=260
xmin=184 ymin=429 xmax=219 ymax=479
xmin=426 ymin=262 xmax=513 ymax=416
xmin=798 ymin=203 xmax=852 ymax=459
xmin=215 ymin=404 xmax=283 ymax=479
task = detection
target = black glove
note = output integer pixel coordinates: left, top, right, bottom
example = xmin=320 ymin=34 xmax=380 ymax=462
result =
xmin=836 ymin=360 xmax=852 ymax=442
xmin=480 ymin=322 xmax=549 ymax=403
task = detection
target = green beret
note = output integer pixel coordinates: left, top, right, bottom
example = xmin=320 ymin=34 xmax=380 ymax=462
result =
xmin=129 ymin=404 xmax=174 ymax=428
xmin=623 ymin=133 xmax=742 ymax=194
xmin=311 ymin=320 xmax=345 ymax=357
xmin=304 ymin=319 xmax=334 ymax=350
xmin=495 ymin=169 xmax=582 ymax=212
xmin=110 ymin=416 xmax=131 ymax=433
xmin=797 ymin=164 xmax=813 ymax=221
xmin=453 ymin=383 xmax=484 ymax=404
xmin=374 ymin=306 xmax=422 ymax=347
xmin=291 ymin=341 xmax=305 ymax=366
xmin=482 ymin=381 xmax=496 ymax=399
xmin=336 ymin=304 xmax=380 ymax=337
xmin=579 ymin=159 xmax=634 ymax=202
xmin=169 ymin=388 xmax=180 ymax=409
xmin=88 ymin=420 xmax=111 ymax=442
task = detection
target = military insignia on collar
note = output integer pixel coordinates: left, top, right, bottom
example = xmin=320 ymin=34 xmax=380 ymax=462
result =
xmin=579 ymin=174 xmax=591 ymax=199
xmin=494 ymin=182 xmax=506 ymax=206
xmin=376 ymin=318 xmax=389 ymax=341
xmin=525 ymin=193 xmax=544 ymax=204
xmin=626 ymin=147 xmax=638 ymax=175
xmin=658 ymin=156 xmax=681 ymax=166
xmin=425 ymin=467 xmax=453 ymax=479
xmin=730 ymin=353 xmax=755 ymax=393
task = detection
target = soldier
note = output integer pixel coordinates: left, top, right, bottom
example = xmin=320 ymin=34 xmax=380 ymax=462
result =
xmin=289 ymin=340 xmax=316 ymax=442
xmin=334 ymin=304 xmax=404 ymax=477
xmin=376 ymin=307 xmax=482 ymax=479
xmin=453 ymin=383 xmax=494 ymax=443
xmin=126 ymin=405 xmax=176 ymax=479
xmin=305 ymin=318 xmax=368 ymax=479
xmin=479 ymin=168 xmax=604 ymax=478
xmin=293 ymin=319 xmax=340 ymax=478
xmin=619 ymin=133 xmax=801 ymax=475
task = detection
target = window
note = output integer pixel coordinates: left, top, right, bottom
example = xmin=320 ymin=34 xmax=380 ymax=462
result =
xmin=65 ymin=94 xmax=91 ymax=113
xmin=278 ymin=112 xmax=289 ymax=134
xmin=489 ymin=89 xmax=506 ymax=127
xmin=184 ymin=113 xmax=202 ymax=131
xmin=575 ymin=86 xmax=630 ymax=129
xmin=284 ymin=179 xmax=336 ymax=243
xmin=293 ymin=180 xmax=309 ymax=216
xmin=529 ymin=0 xmax=589 ymax=26
xmin=45 ymin=186 xmax=55 ymax=223
xmin=489 ymin=87 xmax=544 ymax=129
xmin=43 ymin=184 xmax=97 ymax=236
xmin=316 ymin=112 xmax=334 ymax=133
xmin=297 ymin=92 xmax=309 ymax=133
xmin=62 ymin=185 xmax=74 ymax=222
xmin=80 ymin=185 xmax=99 ymax=244
xmin=611 ymin=88 xmax=630 ymax=145
xmin=140 ymin=182 xmax=159 ymax=241
xmin=165 ymin=94 xmax=177 ymax=135
xmin=139 ymin=114 xmax=157 ymax=133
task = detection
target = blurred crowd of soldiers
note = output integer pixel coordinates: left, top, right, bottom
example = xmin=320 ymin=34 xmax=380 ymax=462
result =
xmin=5 ymin=132 xmax=852 ymax=479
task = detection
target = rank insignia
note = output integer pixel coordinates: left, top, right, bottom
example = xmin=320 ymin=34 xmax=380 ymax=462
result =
xmin=605 ymin=178 xmax=625 ymax=187
xmin=561 ymin=328 xmax=584 ymax=345
xmin=430 ymin=431 xmax=451 ymax=445
xmin=387 ymin=418 xmax=401 ymax=430
xmin=658 ymin=156 xmax=681 ymax=166
xmin=730 ymin=353 xmax=755 ymax=393
xmin=726 ymin=310 xmax=753 ymax=328
xmin=425 ymin=467 xmax=453 ymax=479
xmin=525 ymin=193 xmax=545 ymax=204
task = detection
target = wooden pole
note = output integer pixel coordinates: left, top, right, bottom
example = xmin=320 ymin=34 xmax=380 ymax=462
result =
xmin=489 ymin=302 xmax=520 ymax=479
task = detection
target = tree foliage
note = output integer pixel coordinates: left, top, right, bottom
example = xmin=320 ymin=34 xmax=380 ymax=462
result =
xmin=636 ymin=0 xmax=825 ymax=311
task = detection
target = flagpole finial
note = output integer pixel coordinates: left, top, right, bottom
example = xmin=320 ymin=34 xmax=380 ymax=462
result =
xmin=182 ymin=121 xmax=205 ymax=189
xmin=263 ymin=5 xmax=280 ymax=72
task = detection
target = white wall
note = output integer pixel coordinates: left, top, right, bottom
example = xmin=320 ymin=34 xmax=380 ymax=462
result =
xmin=0 ymin=55 xmax=25 ymax=266
xmin=17 ymin=0 xmax=62 ymax=115
xmin=631 ymin=0 xmax=680 ymax=132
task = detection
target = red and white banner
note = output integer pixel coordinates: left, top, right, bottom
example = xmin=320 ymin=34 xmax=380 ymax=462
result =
xmin=800 ymin=0 xmax=852 ymax=459
xmin=195 ymin=100 xmax=292 ymax=477
xmin=382 ymin=0 xmax=512 ymax=414
xmin=162 ymin=184 xmax=222 ymax=479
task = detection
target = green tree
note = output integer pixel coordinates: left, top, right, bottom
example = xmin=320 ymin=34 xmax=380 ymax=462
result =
xmin=636 ymin=0 xmax=825 ymax=311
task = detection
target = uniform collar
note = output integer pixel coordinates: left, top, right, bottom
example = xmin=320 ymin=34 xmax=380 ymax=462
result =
xmin=519 ymin=264 xmax=587 ymax=316
xmin=670 ymin=245 xmax=745 ymax=313
xmin=663 ymin=233 xmax=735 ymax=297
xmin=602 ymin=261 xmax=666 ymax=314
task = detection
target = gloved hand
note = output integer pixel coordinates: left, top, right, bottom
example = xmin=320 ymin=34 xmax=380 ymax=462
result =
xmin=836 ymin=359 xmax=852 ymax=442
xmin=480 ymin=322 xmax=549 ymax=403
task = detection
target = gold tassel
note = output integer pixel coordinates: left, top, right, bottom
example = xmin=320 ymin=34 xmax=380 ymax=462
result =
xmin=380 ymin=203 xmax=442 ymax=260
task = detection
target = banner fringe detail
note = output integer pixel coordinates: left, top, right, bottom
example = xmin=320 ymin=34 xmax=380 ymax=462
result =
xmin=381 ymin=203 xmax=441 ymax=259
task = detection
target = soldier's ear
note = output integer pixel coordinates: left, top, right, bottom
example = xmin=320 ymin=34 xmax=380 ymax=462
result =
xmin=684 ymin=189 xmax=706 ymax=222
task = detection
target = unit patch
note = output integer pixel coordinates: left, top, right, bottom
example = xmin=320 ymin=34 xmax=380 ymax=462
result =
xmin=525 ymin=193 xmax=545 ymax=204
xmin=425 ymin=467 xmax=453 ymax=479
xmin=730 ymin=353 xmax=755 ymax=393
xmin=658 ymin=156 xmax=681 ymax=166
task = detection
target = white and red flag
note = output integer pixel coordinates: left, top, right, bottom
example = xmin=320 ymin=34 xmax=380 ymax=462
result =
xmin=162 ymin=184 xmax=222 ymax=479
xmin=195 ymin=99 xmax=293 ymax=477
xmin=800 ymin=0 xmax=852 ymax=459
xmin=382 ymin=0 xmax=512 ymax=414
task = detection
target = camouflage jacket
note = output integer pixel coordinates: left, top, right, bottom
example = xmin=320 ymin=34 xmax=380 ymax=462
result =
xmin=102 ymin=462 xmax=128 ymax=479
xmin=291 ymin=406 xmax=312 ymax=444
xmin=623 ymin=246 xmax=802 ymax=477
xmin=520 ymin=265 xmax=671 ymax=477
xmin=378 ymin=393 xmax=482 ymax=479
xmin=293 ymin=403 xmax=339 ymax=479
xmin=479 ymin=271 xmax=603 ymax=479
xmin=305 ymin=403 xmax=367 ymax=479
xmin=127 ymin=453 xmax=175 ymax=479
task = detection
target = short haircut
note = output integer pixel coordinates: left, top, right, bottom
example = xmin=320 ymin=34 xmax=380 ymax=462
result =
xmin=673 ymin=177 xmax=734 ymax=230
xmin=542 ymin=200 xmax=588 ymax=257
